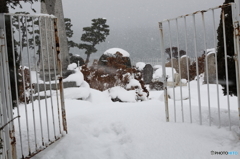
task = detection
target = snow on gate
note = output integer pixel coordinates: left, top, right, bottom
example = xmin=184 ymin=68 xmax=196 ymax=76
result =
xmin=158 ymin=1 xmax=240 ymax=137
xmin=0 ymin=13 xmax=67 ymax=159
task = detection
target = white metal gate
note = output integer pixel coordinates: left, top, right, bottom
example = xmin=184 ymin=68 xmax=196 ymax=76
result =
xmin=0 ymin=13 xmax=67 ymax=159
xmin=159 ymin=1 xmax=240 ymax=138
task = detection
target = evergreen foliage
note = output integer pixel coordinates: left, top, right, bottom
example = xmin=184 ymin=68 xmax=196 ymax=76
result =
xmin=64 ymin=18 xmax=78 ymax=51
xmin=216 ymin=0 xmax=237 ymax=96
xmin=79 ymin=18 xmax=110 ymax=63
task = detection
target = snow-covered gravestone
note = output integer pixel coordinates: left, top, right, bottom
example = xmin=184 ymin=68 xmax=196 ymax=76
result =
xmin=204 ymin=49 xmax=216 ymax=84
xmin=143 ymin=64 xmax=153 ymax=84
xmin=40 ymin=0 xmax=69 ymax=72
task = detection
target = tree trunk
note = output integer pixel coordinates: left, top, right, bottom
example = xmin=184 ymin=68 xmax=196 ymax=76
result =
xmin=86 ymin=53 xmax=90 ymax=64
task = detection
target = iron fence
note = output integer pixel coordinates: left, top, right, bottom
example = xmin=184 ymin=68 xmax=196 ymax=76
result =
xmin=159 ymin=1 xmax=240 ymax=138
xmin=0 ymin=13 xmax=67 ymax=159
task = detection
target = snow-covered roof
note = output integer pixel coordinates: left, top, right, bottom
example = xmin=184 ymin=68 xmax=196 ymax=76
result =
xmin=104 ymin=48 xmax=130 ymax=57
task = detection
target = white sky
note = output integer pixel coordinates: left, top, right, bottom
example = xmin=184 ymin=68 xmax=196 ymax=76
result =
xmin=11 ymin=0 xmax=224 ymax=60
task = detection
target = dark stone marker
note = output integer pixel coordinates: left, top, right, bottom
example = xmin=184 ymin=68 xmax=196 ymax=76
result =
xmin=142 ymin=64 xmax=153 ymax=84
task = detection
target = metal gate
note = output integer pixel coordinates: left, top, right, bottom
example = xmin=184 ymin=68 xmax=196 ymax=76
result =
xmin=158 ymin=1 xmax=240 ymax=137
xmin=0 ymin=13 xmax=67 ymax=159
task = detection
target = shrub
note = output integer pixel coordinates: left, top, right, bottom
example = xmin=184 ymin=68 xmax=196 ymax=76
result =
xmin=81 ymin=53 xmax=149 ymax=101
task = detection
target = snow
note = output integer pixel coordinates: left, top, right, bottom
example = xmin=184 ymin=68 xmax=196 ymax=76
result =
xmin=30 ymin=83 xmax=240 ymax=159
xmin=125 ymin=79 xmax=141 ymax=89
xmin=67 ymin=63 xmax=77 ymax=70
xmin=15 ymin=75 xmax=240 ymax=159
xmin=135 ymin=62 xmax=146 ymax=70
xmin=104 ymin=48 xmax=130 ymax=57
xmin=108 ymin=86 xmax=136 ymax=102
xmin=153 ymin=67 xmax=176 ymax=79
xmin=63 ymin=67 xmax=84 ymax=86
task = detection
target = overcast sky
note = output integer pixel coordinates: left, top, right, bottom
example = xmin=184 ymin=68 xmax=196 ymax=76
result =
xmin=12 ymin=0 xmax=224 ymax=60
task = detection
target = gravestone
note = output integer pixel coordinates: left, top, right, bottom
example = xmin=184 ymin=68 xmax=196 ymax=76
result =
xmin=41 ymin=0 xmax=69 ymax=71
xmin=142 ymin=64 xmax=153 ymax=84
xmin=165 ymin=58 xmax=179 ymax=72
xmin=204 ymin=53 xmax=216 ymax=84
xmin=180 ymin=56 xmax=190 ymax=79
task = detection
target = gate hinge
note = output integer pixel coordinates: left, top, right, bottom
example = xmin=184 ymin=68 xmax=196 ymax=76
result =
xmin=234 ymin=23 xmax=240 ymax=36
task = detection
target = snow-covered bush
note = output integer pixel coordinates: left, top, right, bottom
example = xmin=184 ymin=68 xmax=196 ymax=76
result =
xmin=81 ymin=52 xmax=149 ymax=101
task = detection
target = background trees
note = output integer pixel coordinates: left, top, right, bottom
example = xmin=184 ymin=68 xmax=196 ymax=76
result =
xmin=216 ymin=0 xmax=236 ymax=96
xmin=165 ymin=47 xmax=186 ymax=59
xmin=79 ymin=18 xmax=110 ymax=63
xmin=64 ymin=18 xmax=78 ymax=51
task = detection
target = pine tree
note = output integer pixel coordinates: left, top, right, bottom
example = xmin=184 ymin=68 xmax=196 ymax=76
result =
xmin=79 ymin=18 xmax=110 ymax=63
xmin=216 ymin=0 xmax=237 ymax=96
xmin=64 ymin=18 xmax=78 ymax=51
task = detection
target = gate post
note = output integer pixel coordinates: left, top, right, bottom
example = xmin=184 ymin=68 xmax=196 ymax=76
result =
xmin=0 ymin=13 xmax=17 ymax=159
xmin=159 ymin=22 xmax=169 ymax=122
xmin=233 ymin=0 xmax=240 ymax=140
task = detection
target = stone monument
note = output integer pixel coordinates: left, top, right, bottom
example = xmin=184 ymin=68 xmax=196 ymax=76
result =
xmin=41 ymin=0 xmax=69 ymax=71
xmin=143 ymin=64 xmax=153 ymax=84
xmin=204 ymin=53 xmax=216 ymax=84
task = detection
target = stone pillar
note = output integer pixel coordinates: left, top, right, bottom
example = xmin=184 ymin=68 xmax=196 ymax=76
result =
xmin=41 ymin=0 xmax=69 ymax=71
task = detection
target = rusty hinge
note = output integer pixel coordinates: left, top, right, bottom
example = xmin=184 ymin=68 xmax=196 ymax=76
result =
xmin=234 ymin=23 xmax=240 ymax=36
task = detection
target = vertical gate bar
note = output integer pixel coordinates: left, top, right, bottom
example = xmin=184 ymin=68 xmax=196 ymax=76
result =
xmin=25 ymin=16 xmax=38 ymax=151
xmin=222 ymin=10 xmax=231 ymax=130
xmin=36 ymin=17 xmax=45 ymax=146
xmin=0 ymin=17 xmax=12 ymax=159
xmin=9 ymin=14 xmax=24 ymax=158
xmin=18 ymin=15 xmax=32 ymax=155
xmin=176 ymin=18 xmax=184 ymax=122
xmin=1 ymin=15 xmax=16 ymax=159
xmin=212 ymin=9 xmax=221 ymax=128
xmin=2 ymin=14 xmax=16 ymax=159
xmin=184 ymin=17 xmax=192 ymax=123
xmin=159 ymin=22 xmax=169 ymax=122
xmin=167 ymin=20 xmax=176 ymax=122
xmin=42 ymin=16 xmax=51 ymax=141
xmin=50 ymin=18 xmax=62 ymax=134
xmin=202 ymin=12 xmax=212 ymax=126
xmin=193 ymin=14 xmax=202 ymax=125
xmin=45 ymin=17 xmax=57 ymax=139
xmin=53 ymin=18 xmax=67 ymax=133
xmin=0 ymin=27 xmax=13 ymax=159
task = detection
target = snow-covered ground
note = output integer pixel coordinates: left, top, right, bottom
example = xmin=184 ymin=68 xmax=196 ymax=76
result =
xmin=15 ymin=80 xmax=237 ymax=159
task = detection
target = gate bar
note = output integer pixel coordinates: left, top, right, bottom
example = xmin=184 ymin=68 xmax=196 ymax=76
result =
xmin=183 ymin=17 xmax=192 ymax=123
xmin=9 ymin=14 xmax=24 ymax=158
xmin=25 ymin=16 xmax=38 ymax=151
xmin=176 ymin=19 xmax=184 ymax=122
xmin=192 ymin=14 xmax=202 ymax=125
xmin=159 ymin=22 xmax=169 ymax=122
xmin=167 ymin=21 xmax=177 ymax=122
xmin=201 ymin=12 xmax=212 ymax=126
xmin=50 ymin=18 xmax=62 ymax=135
xmin=222 ymin=10 xmax=232 ymax=130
